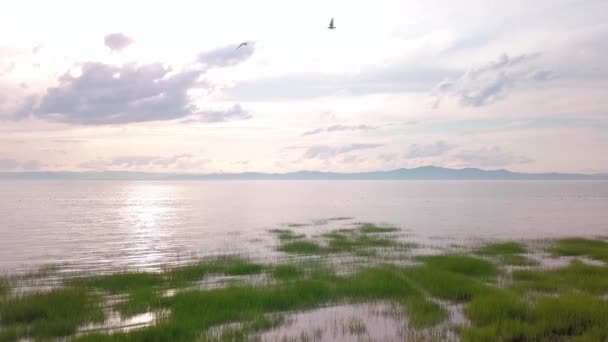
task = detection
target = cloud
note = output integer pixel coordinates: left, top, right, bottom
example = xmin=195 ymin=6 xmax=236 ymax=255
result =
xmin=104 ymin=33 xmax=134 ymax=51
xmin=197 ymin=42 xmax=256 ymax=68
xmin=302 ymin=124 xmax=375 ymax=136
xmin=302 ymin=143 xmax=382 ymax=159
xmin=406 ymin=141 xmax=456 ymax=159
xmin=32 ymin=62 xmax=202 ymax=124
xmin=432 ymin=53 xmax=550 ymax=108
xmin=80 ymin=154 xmax=207 ymax=170
xmin=11 ymin=43 xmax=256 ymax=125
xmin=185 ymin=104 xmax=252 ymax=123
xmin=455 ymin=146 xmax=534 ymax=168
xmin=0 ymin=159 xmax=19 ymax=171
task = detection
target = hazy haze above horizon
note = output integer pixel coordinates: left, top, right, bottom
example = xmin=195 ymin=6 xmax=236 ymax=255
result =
xmin=1 ymin=0 xmax=607 ymax=174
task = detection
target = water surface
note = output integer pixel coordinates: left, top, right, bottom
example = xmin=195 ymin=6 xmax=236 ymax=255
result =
xmin=1 ymin=180 xmax=607 ymax=273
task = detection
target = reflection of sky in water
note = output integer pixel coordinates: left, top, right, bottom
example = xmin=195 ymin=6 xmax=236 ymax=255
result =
xmin=119 ymin=185 xmax=177 ymax=270
xmin=1 ymin=180 xmax=608 ymax=273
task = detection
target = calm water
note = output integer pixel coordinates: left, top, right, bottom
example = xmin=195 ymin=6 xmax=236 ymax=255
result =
xmin=1 ymin=180 xmax=607 ymax=273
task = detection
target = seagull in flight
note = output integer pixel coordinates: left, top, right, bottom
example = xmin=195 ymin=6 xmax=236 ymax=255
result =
xmin=236 ymin=42 xmax=248 ymax=49
xmin=328 ymin=18 xmax=336 ymax=30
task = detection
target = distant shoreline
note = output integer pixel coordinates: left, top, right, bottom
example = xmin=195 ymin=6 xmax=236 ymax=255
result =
xmin=1 ymin=166 xmax=607 ymax=181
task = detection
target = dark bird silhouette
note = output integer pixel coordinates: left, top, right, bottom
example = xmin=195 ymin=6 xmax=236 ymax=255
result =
xmin=236 ymin=42 xmax=248 ymax=49
xmin=328 ymin=18 xmax=336 ymax=30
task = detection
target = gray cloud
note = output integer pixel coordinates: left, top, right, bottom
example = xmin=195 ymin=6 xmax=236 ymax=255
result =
xmin=11 ymin=43 xmax=256 ymax=125
xmin=104 ymin=33 xmax=134 ymax=51
xmin=185 ymin=104 xmax=252 ymax=123
xmin=302 ymin=124 xmax=375 ymax=136
xmin=406 ymin=141 xmax=456 ymax=159
xmin=34 ymin=62 xmax=201 ymax=125
xmin=197 ymin=43 xmax=256 ymax=68
xmin=302 ymin=143 xmax=382 ymax=160
xmin=80 ymin=154 xmax=205 ymax=170
xmin=0 ymin=159 xmax=19 ymax=171
xmin=455 ymin=146 xmax=533 ymax=168
xmin=432 ymin=53 xmax=549 ymax=107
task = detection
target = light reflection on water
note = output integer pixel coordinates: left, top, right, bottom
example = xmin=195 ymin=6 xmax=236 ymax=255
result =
xmin=1 ymin=180 xmax=608 ymax=273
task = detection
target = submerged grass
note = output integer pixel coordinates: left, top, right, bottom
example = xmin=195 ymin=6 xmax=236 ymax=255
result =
xmin=277 ymin=223 xmax=404 ymax=255
xmin=268 ymin=229 xmax=306 ymax=240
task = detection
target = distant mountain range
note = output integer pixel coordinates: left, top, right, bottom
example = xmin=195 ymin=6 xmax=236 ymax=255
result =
xmin=0 ymin=166 xmax=607 ymax=180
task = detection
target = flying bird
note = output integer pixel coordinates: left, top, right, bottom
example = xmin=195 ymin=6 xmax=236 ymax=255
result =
xmin=328 ymin=18 xmax=336 ymax=30
xmin=236 ymin=42 xmax=248 ymax=49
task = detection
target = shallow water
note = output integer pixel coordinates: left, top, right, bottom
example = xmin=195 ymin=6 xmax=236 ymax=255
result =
xmin=1 ymin=180 xmax=607 ymax=273
xmin=257 ymin=302 xmax=459 ymax=342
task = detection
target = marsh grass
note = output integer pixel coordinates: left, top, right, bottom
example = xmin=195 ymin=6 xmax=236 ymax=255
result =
xmin=475 ymin=241 xmax=527 ymax=255
xmin=277 ymin=224 xmax=404 ymax=256
xmin=0 ymin=277 xmax=8 ymax=297
xmin=418 ymin=254 xmax=498 ymax=280
xmin=116 ymin=288 xmax=163 ymax=317
xmin=167 ymin=256 xmax=265 ymax=285
xmin=357 ymin=223 xmax=400 ymax=234
xmin=548 ymin=238 xmax=608 ymax=261
xmin=278 ymin=240 xmax=324 ymax=254
xmin=512 ymin=259 xmax=608 ymax=294
xmin=4 ymin=228 xmax=608 ymax=342
xmin=0 ymin=287 xmax=104 ymax=340
xmin=71 ymin=272 xmax=164 ymax=294
xmin=499 ymin=254 xmax=539 ymax=266
xmin=272 ymin=265 xmax=304 ymax=280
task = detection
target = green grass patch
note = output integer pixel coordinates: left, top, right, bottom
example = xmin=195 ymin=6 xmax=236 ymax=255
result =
xmin=512 ymin=260 xmax=608 ymax=294
xmin=463 ymin=293 xmax=608 ymax=341
xmin=419 ymin=254 xmax=498 ymax=279
xmin=404 ymin=266 xmax=490 ymax=302
xmin=357 ymin=223 xmax=400 ymax=234
xmin=0 ymin=288 xmax=104 ymax=340
xmin=167 ymin=256 xmax=264 ymax=285
xmin=116 ymin=287 xmax=163 ymax=317
xmin=466 ymin=290 xmax=531 ymax=326
xmin=268 ymin=229 xmax=306 ymax=240
xmin=403 ymin=296 xmax=448 ymax=327
xmin=548 ymin=237 xmax=608 ymax=261
xmin=476 ymin=241 xmax=527 ymax=255
xmin=272 ymin=265 xmax=303 ymax=280
xmin=0 ymin=277 xmax=8 ymax=297
xmin=71 ymin=272 xmax=164 ymax=294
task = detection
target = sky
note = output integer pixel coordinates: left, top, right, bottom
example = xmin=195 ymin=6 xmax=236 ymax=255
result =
xmin=0 ymin=0 xmax=607 ymax=174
